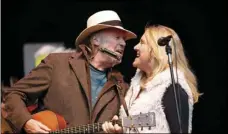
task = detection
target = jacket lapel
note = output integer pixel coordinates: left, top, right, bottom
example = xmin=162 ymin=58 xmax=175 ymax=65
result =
xmin=68 ymin=45 xmax=126 ymax=123
xmin=92 ymin=80 xmax=116 ymax=122
xmin=69 ymin=52 xmax=91 ymax=112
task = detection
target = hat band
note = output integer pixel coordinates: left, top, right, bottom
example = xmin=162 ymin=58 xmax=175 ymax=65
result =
xmin=99 ymin=20 xmax=123 ymax=27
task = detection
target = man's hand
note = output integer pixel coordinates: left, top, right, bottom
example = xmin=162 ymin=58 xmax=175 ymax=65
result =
xmin=102 ymin=115 xmax=123 ymax=133
xmin=24 ymin=119 xmax=51 ymax=133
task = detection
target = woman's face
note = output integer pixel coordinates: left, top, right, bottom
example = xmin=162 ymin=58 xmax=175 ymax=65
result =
xmin=133 ymin=33 xmax=154 ymax=71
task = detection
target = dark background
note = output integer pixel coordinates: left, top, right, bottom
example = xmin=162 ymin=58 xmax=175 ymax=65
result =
xmin=2 ymin=0 xmax=227 ymax=133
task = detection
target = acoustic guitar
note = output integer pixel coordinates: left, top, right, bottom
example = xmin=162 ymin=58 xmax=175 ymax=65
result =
xmin=1 ymin=110 xmax=155 ymax=133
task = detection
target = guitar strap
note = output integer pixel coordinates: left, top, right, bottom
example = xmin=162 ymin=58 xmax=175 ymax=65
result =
xmin=115 ymin=83 xmax=130 ymax=117
xmin=108 ymin=69 xmax=130 ymax=117
xmin=115 ymin=83 xmax=140 ymax=133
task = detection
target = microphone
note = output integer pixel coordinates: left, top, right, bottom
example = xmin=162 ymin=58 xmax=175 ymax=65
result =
xmin=157 ymin=35 xmax=172 ymax=46
xmin=99 ymin=47 xmax=120 ymax=60
xmin=158 ymin=34 xmax=183 ymax=133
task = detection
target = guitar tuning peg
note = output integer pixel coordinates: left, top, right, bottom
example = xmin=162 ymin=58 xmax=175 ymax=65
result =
xmin=140 ymin=112 xmax=142 ymax=114
xmin=149 ymin=126 xmax=151 ymax=130
xmin=129 ymin=128 xmax=131 ymax=131
xmin=141 ymin=127 xmax=143 ymax=131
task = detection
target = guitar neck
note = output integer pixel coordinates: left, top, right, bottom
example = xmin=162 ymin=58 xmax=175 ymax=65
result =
xmin=49 ymin=119 xmax=122 ymax=133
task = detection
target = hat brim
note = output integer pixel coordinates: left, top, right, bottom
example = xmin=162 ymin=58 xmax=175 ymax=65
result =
xmin=75 ymin=24 xmax=137 ymax=45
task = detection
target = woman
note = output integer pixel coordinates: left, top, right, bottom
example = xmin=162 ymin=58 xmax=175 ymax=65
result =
xmin=102 ymin=24 xmax=200 ymax=133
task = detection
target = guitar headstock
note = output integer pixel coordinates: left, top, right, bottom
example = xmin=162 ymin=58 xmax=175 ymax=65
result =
xmin=122 ymin=112 xmax=155 ymax=129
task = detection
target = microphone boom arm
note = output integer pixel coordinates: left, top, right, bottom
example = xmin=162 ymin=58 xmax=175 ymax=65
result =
xmin=157 ymin=35 xmax=183 ymax=133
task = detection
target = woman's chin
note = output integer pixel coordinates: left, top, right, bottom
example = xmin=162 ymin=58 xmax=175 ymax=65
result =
xmin=132 ymin=61 xmax=138 ymax=68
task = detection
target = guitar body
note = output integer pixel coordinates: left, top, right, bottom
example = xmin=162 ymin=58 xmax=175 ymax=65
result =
xmin=32 ymin=110 xmax=67 ymax=131
xmin=1 ymin=110 xmax=67 ymax=133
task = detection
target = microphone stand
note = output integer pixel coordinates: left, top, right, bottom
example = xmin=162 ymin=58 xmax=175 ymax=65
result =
xmin=165 ymin=44 xmax=183 ymax=133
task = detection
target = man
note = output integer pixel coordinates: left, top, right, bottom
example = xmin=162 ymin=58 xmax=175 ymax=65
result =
xmin=3 ymin=10 xmax=136 ymax=133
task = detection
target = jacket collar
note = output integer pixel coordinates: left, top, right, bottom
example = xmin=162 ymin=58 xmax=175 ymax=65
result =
xmin=68 ymin=44 xmax=92 ymax=112
xmin=69 ymin=44 xmax=124 ymax=121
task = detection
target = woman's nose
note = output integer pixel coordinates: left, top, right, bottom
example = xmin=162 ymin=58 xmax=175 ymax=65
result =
xmin=134 ymin=44 xmax=139 ymax=50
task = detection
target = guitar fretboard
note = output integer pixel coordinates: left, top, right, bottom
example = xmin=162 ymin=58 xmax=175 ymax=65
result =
xmin=49 ymin=120 xmax=121 ymax=133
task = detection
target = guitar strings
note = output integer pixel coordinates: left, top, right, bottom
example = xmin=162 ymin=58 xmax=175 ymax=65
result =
xmin=50 ymin=122 xmax=103 ymax=133
xmin=50 ymin=119 xmax=124 ymax=133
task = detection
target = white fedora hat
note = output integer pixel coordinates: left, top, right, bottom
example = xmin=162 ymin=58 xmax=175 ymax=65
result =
xmin=75 ymin=10 xmax=137 ymax=45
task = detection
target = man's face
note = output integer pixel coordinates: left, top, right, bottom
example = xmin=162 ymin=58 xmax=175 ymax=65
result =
xmin=98 ymin=28 xmax=126 ymax=65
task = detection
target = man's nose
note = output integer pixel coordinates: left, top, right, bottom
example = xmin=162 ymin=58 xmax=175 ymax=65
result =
xmin=119 ymin=43 xmax=126 ymax=49
xmin=119 ymin=39 xmax=126 ymax=48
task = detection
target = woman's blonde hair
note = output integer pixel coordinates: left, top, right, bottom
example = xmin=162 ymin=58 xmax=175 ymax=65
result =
xmin=142 ymin=24 xmax=200 ymax=103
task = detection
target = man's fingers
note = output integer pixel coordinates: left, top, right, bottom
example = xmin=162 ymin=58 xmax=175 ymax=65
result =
xmin=102 ymin=117 xmax=122 ymax=133
xmin=112 ymin=115 xmax=119 ymax=121
xmin=102 ymin=121 xmax=116 ymax=133
xmin=107 ymin=122 xmax=115 ymax=132
xmin=37 ymin=128 xmax=49 ymax=133
xmin=114 ymin=124 xmax=122 ymax=133
xmin=102 ymin=121 xmax=108 ymax=132
xmin=102 ymin=121 xmax=113 ymax=133
xmin=37 ymin=122 xmax=51 ymax=131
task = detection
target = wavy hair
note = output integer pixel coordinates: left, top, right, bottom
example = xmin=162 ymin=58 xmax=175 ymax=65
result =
xmin=142 ymin=24 xmax=200 ymax=103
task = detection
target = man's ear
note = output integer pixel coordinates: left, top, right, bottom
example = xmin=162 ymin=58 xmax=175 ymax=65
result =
xmin=91 ymin=36 xmax=100 ymax=47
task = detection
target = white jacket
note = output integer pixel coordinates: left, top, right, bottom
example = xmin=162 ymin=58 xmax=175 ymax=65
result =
xmin=119 ymin=68 xmax=194 ymax=133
